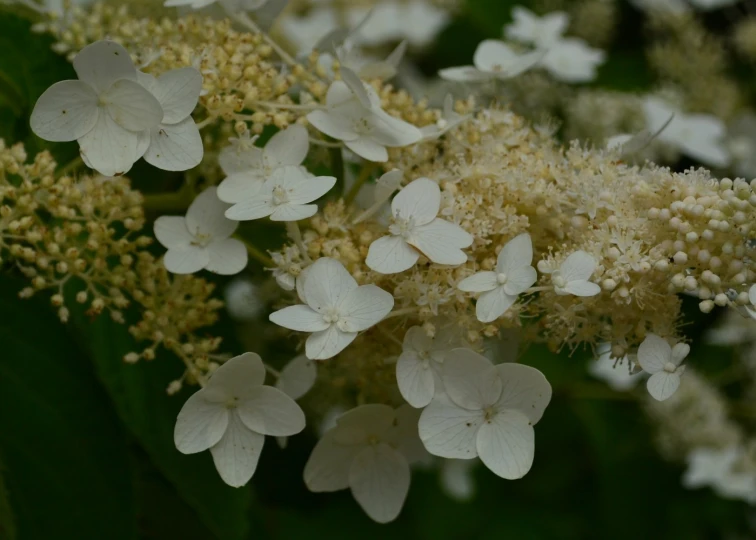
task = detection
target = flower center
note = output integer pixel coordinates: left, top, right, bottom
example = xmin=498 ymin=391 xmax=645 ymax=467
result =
xmin=352 ymin=116 xmax=372 ymax=135
xmin=224 ymin=396 xmax=239 ymax=409
xmin=552 ymin=274 xmax=566 ymax=288
xmin=497 ymin=272 xmax=508 ymax=285
xmin=322 ymin=306 xmax=341 ymax=324
xmin=272 ymin=185 xmax=289 ymax=205
xmin=191 ymin=232 xmax=213 ymax=248
xmin=483 ymin=406 xmax=497 ymax=423
xmin=389 ymin=215 xmax=416 ymax=239
xmin=663 ymin=362 xmax=677 ymax=373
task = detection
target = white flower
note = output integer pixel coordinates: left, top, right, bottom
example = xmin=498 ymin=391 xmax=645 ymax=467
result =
xmin=348 ymin=1 xmax=450 ymax=48
xmin=458 ymin=233 xmax=537 ymax=323
xmin=174 ymin=352 xmax=306 ymax=487
xmin=366 ymin=178 xmax=473 ymax=274
xmin=224 ymin=279 xmax=263 ymax=320
xmin=303 ymin=404 xmax=424 ymax=523
xmin=307 ymin=74 xmax=422 ymax=162
xmin=164 ymin=0 xmax=269 ymax=12
xmin=269 ymin=257 xmax=394 ymax=360
xmin=154 ymin=187 xmax=248 ymax=275
xmin=727 ymin=114 xmax=756 ymax=179
xmin=588 ymin=343 xmax=643 ymax=391
xmin=217 ymin=125 xmax=310 ymax=204
xmin=439 ymin=40 xmax=541 ymax=83
xmin=225 ymin=166 xmax=335 ymax=222
xmin=684 ymin=446 xmax=756 ymax=504
xmin=440 ymin=458 xmax=476 ymax=502
xmin=504 ymin=6 xmax=568 ymax=48
xmin=275 ymin=355 xmax=317 ymax=400
xmin=689 ymin=0 xmax=738 ymax=10
xmin=745 ymin=285 xmax=756 ymax=320
xmin=420 ymin=94 xmax=470 ymax=140
xmin=396 ymin=322 xmax=466 ymax=408
xmin=539 ymin=39 xmax=605 ymax=83
xmin=643 ymin=96 xmax=730 ymax=167
xmin=637 ymin=334 xmax=688 ymax=401
xmin=418 ymin=349 xmax=552 ymax=479
xmin=136 ymin=67 xmax=203 ymax=171
xmin=30 ymin=40 xmax=163 ymax=177
xmin=539 ymin=251 xmax=601 ymax=297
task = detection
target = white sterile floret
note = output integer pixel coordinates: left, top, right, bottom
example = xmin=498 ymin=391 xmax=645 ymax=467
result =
xmin=588 ymin=343 xmax=643 ymax=391
xmin=154 ymin=187 xmax=248 ymax=275
xmin=173 ymin=352 xmax=306 ymax=487
xmin=683 ymin=446 xmax=756 ymax=503
xmin=418 ymin=349 xmax=552 ymax=480
xmin=275 ymin=355 xmax=317 ymax=400
xmin=224 ymin=278 xmax=263 ymax=320
xmin=420 ymin=94 xmax=470 ymax=140
xmin=136 ymin=67 xmax=203 ymax=171
xmin=439 ymin=40 xmax=541 ymax=83
xmin=542 ymin=251 xmax=601 ymax=297
xmin=538 ymin=38 xmax=605 ymax=83
xmin=440 ymin=458 xmax=476 ymax=502
xmin=303 ymin=404 xmax=425 ymax=523
xmin=637 ymin=334 xmax=689 ymax=401
xmin=30 ymin=40 xmax=163 ymax=177
xmin=458 ymin=233 xmax=537 ymax=323
xmin=366 ymin=178 xmax=473 ymax=274
xmin=269 ymin=257 xmax=394 ymax=360
xmin=348 ymin=1 xmax=450 ymax=48
xmin=225 ymin=166 xmax=336 ymax=222
xmin=744 ymin=285 xmax=756 ymax=320
xmin=217 ymin=125 xmax=310 ymax=204
xmin=642 ymin=96 xmax=730 ymax=167
xmin=396 ymin=321 xmax=466 ymax=408
xmin=307 ymin=71 xmax=422 ymax=162
xmin=504 ymin=6 xmax=568 ymax=48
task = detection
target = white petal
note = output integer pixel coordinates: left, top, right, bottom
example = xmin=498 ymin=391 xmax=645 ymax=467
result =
xmin=143 ymin=118 xmax=203 ymax=171
xmin=306 ymin=325 xmax=357 ymax=360
xmin=366 ymin=235 xmax=419 ymax=274
xmin=304 ymin=431 xmax=359 ymax=492
xmin=475 ymin=287 xmax=516 ymax=323
xmin=476 ymin=409 xmax=534 ymax=480
xmin=410 ymin=219 xmax=473 ymax=265
xmin=73 ymin=40 xmax=136 ymax=93
xmin=367 ymin=111 xmax=423 ymax=147
xmin=103 ymin=79 xmax=163 ymax=132
xmin=225 ymin=197 xmax=275 ymax=221
xmin=397 ymin=351 xmax=436 ymax=408
xmin=439 ymin=66 xmax=492 ymax=82
xmin=163 ymin=246 xmax=209 ymax=274
xmin=442 ymin=348 xmax=501 ymax=410
xmin=334 ymin=405 xmax=396 ymax=444
xmin=210 ymin=412 xmax=264 ymax=487
xmin=494 ymin=363 xmax=552 ymax=424
xmin=646 ymin=371 xmax=681 ymax=401
xmin=440 ymin=459 xmax=476 ymax=501
xmin=497 ymin=233 xmax=533 ymax=273
xmin=473 ymin=40 xmax=539 ymax=78
xmin=217 ymin=171 xmax=265 ymax=204
xmin=345 ymin=137 xmax=389 ymax=162
xmin=281 ymin=173 xmax=336 ymax=205
xmin=174 ymin=390 xmax=229 ymax=454
xmin=458 ymin=271 xmax=498 ymax=293
xmin=303 ymin=257 xmax=358 ymax=311
xmin=276 ymin=355 xmax=317 ymax=400
xmin=671 ymin=343 xmax=690 ymax=365
xmin=153 ymin=215 xmax=193 ymax=249
xmin=186 ymin=187 xmax=237 ymax=239
xmin=269 ymin=203 xmax=319 ymax=222
xmin=749 ymin=285 xmax=756 ymax=306
xmin=307 ymin=109 xmax=358 ymax=142
xmin=637 ymin=334 xmax=671 ymax=374
xmin=418 ymin=394 xmax=482 ymax=459
xmin=338 ymin=285 xmax=394 ymax=332
xmin=152 ymin=67 xmax=203 ymax=124
xmin=563 ymin=280 xmax=601 ymax=297
xmin=205 ymin=238 xmax=248 ymax=275
xmin=503 ymin=265 xmax=538 ymax=295
xmin=77 ymin=112 xmax=144 ymax=176
xmin=403 ymin=325 xmax=433 ymax=354
xmin=219 ymin=141 xmax=263 ymax=176
xmin=269 ymin=305 xmax=330 ymax=332
xmin=30 ymin=80 xmax=99 ymax=142
xmin=559 ymin=251 xmax=597 ymax=283
xmin=264 ymin=124 xmax=309 ymax=167
xmin=374 ymin=169 xmax=403 ymax=203
xmin=206 ymin=352 xmax=266 ymax=397
xmin=391 ymin=177 xmax=440 ymax=226
xmin=349 ymin=444 xmax=410 ymax=524
xmin=237 ymin=385 xmax=306 ymax=436
xmin=340 ymin=66 xmax=372 ymax=109
xmin=390 ymin=405 xmax=428 ymax=464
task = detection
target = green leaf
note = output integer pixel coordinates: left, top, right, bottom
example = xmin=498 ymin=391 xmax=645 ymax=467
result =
xmin=0 ymin=278 xmax=137 ymax=540
xmin=69 ymin=309 xmax=253 ymax=540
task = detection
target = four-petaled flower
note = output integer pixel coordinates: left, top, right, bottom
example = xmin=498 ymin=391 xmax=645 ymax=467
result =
xmin=541 ymin=251 xmax=601 ymax=297
xmin=269 ymin=257 xmax=394 ymax=359
xmin=418 ymin=349 xmax=552 ymax=479
xmin=303 ymin=404 xmax=426 ymax=523
xmin=637 ymin=333 xmax=688 ymax=401
xmin=439 ymin=40 xmax=541 ymax=83
xmin=154 ymin=187 xmax=248 ymax=275
xmin=366 ymin=178 xmax=473 ymax=274
xmin=30 ymin=40 xmax=163 ymax=177
xmin=307 ymin=72 xmax=422 ymax=162
xmin=136 ymin=67 xmax=204 ymax=171
xmin=746 ymin=285 xmax=756 ymax=320
xmin=173 ymin=352 xmax=306 ymax=487
xmin=217 ymin=124 xmax=311 ymax=204
xmin=225 ymin=166 xmax=336 ymax=222
xmin=458 ymin=233 xmax=537 ymax=322
xmin=504 ymin=6 xmax=568 ymax=48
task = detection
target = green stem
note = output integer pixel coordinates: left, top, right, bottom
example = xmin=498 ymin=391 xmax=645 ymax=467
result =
xmin=236 ymin=236 xmax=274 ymax=267
xmin=330 ymin=146 xmax=345 ymax=196
xmin=344 ymin=162 xmax=377 ymax=205
xmin=55 ymin=156 xmax=84 ymax=178
xmin=142 ymin=190 xmax=193 ymax=213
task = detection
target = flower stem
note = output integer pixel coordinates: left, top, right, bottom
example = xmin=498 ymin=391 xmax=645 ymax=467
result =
xmin=236 ymin=236 xmax=274 ymax=267
xmin=286 ymin=221 xmax=312 ymax=263
xmin=233 ymin=12 xmax=299 ymax=69
xmin=55 ymin=156 xmax=84 ymax=178
xmin=383 ymin=307 xmax=418 ymax=320
xmin=329 ymin=146 xmax=345 ymax=196
xmin=344 ymin=162 xmax=378 ymax=205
